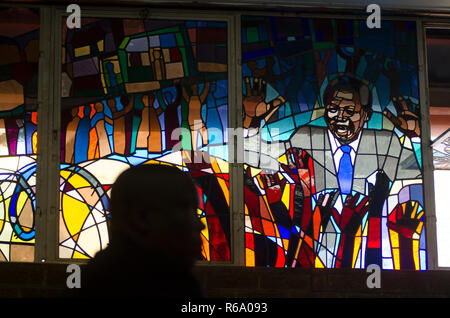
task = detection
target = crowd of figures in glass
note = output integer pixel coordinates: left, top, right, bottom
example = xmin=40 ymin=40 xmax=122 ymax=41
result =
xmin=0 ymin=8 xmax=39 ymax=262
xmin=241 ymin=17 xmax=426 ymax=270
xmin=60 ymin=18 xmax=230 ymax=261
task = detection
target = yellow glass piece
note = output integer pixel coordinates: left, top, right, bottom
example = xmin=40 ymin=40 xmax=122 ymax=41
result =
xmin=282 ymin=239 xmax=289 ymax=250
xmin=392 ymin=248 xmax=400 ymax=270
xmin=390 ymin=229 xmax=399 ymax=248
xmin=278 ymin=154 xmax=288 ymax=165
xmin=73 ymin=251 xmax=89 ymax=259
xmin=67 ymin=173 xmax=91 ymax=189
xmin=199 ymin=216 xmax=209 ymax=241
xmin=74 ymin=45 xmax=90 ymax=57
xmin=246 ymin=248 xmax=255 ymax=267
xmin=249 ymin=167 xmax=261 ymax=177
xmin=216 ymin=158 xmax=229 ymax=174
xmin=16 ymin=192 xmax=28 ymax=216
xmin=353 ymin=226 xmax=362 ymax=268
xmin=200 ymin=234 xmax=210 ymax=261
xmin=315 ymin=256 xmax=325 ymax=268
xmin=0 ymin=220 xmax=3 ymax=233
xmin=413 ymin=239 xmax=420 ymax=270
xmin=4 ymin=197 xmax=11 ymax=222
xmin=411 ymin=201 xmax=419 ymax=218
xmin=281 ymin=184 xmax=290 ymax=209
xmin=97 ymin=40 xmax=104 ymax=52
xmin=32 ymin=131 xmax=37 ymax=154
xmin=60 ymin=170 xmax=72 ymax=180
xmin=62 ymin=194 xmax=90 ymax=236
xmin=416 ymin=221 xmax=424 ymax=234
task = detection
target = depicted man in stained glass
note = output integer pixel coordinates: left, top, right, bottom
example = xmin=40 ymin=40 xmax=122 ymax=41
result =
xmin=244 ymin=74 xmax=425 ymax=270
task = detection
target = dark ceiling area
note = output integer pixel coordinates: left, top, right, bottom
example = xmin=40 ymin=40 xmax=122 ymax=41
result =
xmin=427 ymin=28 xmax=450 ymax=107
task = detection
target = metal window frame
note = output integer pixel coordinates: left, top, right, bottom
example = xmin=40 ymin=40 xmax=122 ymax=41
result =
xmin=45 ymin=5 xmax=244 ymax=265
xmin=420 ymin=21 xmax=450 ymax=270
xmin=1 ymin=2 xmax=447 ymax=270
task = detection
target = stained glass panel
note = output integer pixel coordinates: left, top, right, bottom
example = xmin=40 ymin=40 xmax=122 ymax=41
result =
xmin=242 ymin=16 xmax=426 ymax=270
xmin=0 ymin=7 xmax=39 ymax=262
xmin=60 ymin=18 xmax=230 ymax=261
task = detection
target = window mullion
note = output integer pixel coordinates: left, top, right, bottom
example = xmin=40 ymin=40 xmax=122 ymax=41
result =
xmin=417 ymin=19 xmax=438 ymax=270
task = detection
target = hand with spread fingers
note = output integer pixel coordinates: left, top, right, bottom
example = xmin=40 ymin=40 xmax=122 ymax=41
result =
xmin=383 ymin=96 xmax=421 ymax=138
xmin=242 ymin=77 xmax=285 ymax=135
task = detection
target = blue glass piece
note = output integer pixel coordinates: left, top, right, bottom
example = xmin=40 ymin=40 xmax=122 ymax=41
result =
xmin=413 ymin=141 xmax=422 ymax=169
xmin=308 ymin=116 xmax=327 ymax=127
xmin=278 ymin=105 xmax=284 ymax=118
xmin=368 ymin=112 xmax=382 ymax=130
xmin=327 ymin=50 xmax=338 ymax=74
xmin=213 ymin=80 xmax=227 ymax=99
xmin=301 ymin=81 xmax=317 ymax=111
xmin=265 ymin=83 xmax=279 ymax=103
xmin=356 ymin=55 xmax=367 ymax=79
xmin=133 ymin=149 xmax=149 ymax=158
xmin=420 ymin=228 xmax=426 ymax=249
xmin=127 ymin=156 xmax=148 ymax=166
xmin=159 ymin=33 xmax=176 ymax=48
xmin=284 ymin=103 xmax=292 ymax=116
xmin=217 ymin=105 xmax=227 ymax=133
xmin=294 ymin=111 xmax=312 ymax=128
xmin=267 ymin=116 xmax=295 ymax=136
xmin=337 ymin=145 xmax=353 ymax=195
xmin=207 ymin=145 xmax=228 ymax=161
xmin=337 ymin=52 xmax=346 ymax=72
xmin=114 ymin=96 xmax=123 ymax=111
xmin=127 ymin=37 xmax=149 ymax=52
xmin=420 ymin=250 xmax=427 ymax=270
xmin=177 ymin=105 xmax=182 ymax=126
xmin=259 ymin=24 xmax=268 ymax=41
xmin=242 ymin=47 xmax=275 ymax=61
xmin=158 ymin=113 xmax=165 ymax=131
xmin=410 ymin=184 xmax=424 ymax=206
xmin=278 ymin=225 xmax=290 ymax=239
xmin=108 ymin=154 xmax=129 ymax=163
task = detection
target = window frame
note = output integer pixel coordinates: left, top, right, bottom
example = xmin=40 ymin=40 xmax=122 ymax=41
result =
xmin=0 ymin=2 xmax=444 ymax=269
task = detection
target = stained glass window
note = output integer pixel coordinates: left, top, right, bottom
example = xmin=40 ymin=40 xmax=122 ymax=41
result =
xmin=242 ymin=16 xmax=426 ymax=270
xmin=0 ymin=7 xmax=39 ymax=262
xmin=60 ymin=17 xmax=230 ymax=261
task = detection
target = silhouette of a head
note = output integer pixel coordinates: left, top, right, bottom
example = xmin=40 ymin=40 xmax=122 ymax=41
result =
xmin=110 ymin=164 xmax=204 ymax=266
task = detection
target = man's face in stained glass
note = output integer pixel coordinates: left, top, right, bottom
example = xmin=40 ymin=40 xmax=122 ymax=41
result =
xmin=325 ymin=89 xmax=369 ymax=143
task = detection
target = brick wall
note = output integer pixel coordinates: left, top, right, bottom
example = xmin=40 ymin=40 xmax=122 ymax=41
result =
xmin=0 ymin=262 xmax=449 ymax=297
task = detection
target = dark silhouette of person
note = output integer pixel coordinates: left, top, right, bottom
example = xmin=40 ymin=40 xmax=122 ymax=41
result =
xmin=80 ymin=164 xmax=205 ymax=298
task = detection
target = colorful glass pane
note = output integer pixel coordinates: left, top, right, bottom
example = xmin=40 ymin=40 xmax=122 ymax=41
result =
xmin=0 ymin=7 xmax=39 ymax=262
xmin=60 ymin=18 xmax=230 ymax=261
xmin=242 ymin=16 xmax=426 ymax=270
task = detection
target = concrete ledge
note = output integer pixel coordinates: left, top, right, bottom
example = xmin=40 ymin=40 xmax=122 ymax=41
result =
xmin=0 ymin=263 xmax=449 ymax=297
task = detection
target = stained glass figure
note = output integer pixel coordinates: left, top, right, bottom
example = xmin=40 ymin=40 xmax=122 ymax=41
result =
xmin=60 ymin=18 xmax=230 ymax=261
xmin=242 ymin=16 xmax=426 ymax=270
xmin=0 ymin=7 xmax=39 ymax=262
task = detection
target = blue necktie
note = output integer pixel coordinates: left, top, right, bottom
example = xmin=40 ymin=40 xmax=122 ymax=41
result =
xmin=337 ymin=145 xmax=353 ymax=195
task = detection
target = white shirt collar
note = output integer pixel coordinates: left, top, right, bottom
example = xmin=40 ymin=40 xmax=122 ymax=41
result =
xmin=328 ymin=129 xmax=362 ymax=154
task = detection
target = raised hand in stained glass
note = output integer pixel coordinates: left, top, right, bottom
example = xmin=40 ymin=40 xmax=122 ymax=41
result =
xmin=383 ymin=96 xmax=421 ymax=138
xmin=242 ymin=61 xmax=285 ymax=136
